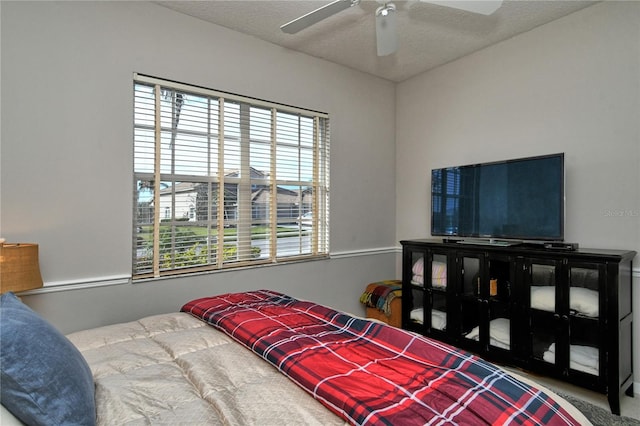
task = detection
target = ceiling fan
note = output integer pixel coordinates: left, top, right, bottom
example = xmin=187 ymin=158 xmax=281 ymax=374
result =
xmin=280 ymin=0 xmax=503 ymax=56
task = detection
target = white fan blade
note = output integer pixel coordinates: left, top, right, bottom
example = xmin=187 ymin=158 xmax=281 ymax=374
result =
xmin=420 ymin=0 xmax=502 ymax=15
xmin=281 ymin=0 xmax=357 ymax=34
xmin=376 ymin=5 xmax=398 ymax=56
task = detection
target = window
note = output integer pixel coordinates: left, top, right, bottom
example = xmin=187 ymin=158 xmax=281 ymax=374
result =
xmin=133 ymin=74 xmax=330 ymax=279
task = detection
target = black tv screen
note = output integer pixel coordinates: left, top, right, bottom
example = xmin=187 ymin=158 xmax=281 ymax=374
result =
xmin=431 ymin=153 xmax=564 ymax=241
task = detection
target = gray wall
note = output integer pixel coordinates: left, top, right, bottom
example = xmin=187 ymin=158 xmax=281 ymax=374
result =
xmin=1 ymin=1 xmax=398 ymax=331
xmin=395 ymin=1 xmax=640 ymax=389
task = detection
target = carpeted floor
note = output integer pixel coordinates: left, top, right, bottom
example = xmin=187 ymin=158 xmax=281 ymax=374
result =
xmin=556 ymin=392 xmax=640 ymax=426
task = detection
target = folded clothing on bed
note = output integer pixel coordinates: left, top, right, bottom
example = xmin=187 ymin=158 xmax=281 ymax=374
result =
xmin=183 ymin=290 xmax=580 ymax=426
xmin=543 ymin=343 xmax=599 ymax=376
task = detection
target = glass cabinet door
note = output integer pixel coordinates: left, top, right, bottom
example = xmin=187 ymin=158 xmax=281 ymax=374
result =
xmin=405 ymin=248 xmax=428 ymax=332
xmin=486 ymin=256 xmax=513 ymax=352
xmin=459 ymin=254 xmax=483 ymax=347
xmin=405 ymin=249 xmax=450 ymax=335
xmin=528 ymin=259 xmax=602 ymax=379
xmin=528 ymin=261 xmax=560 ymax=367
xmin=429 ymin=252 xmax=448 ymax=334
xmin=567 ymin=263 xmax=603 ymax=378
xmin=459 ymin=254 xmax=514 ymax=353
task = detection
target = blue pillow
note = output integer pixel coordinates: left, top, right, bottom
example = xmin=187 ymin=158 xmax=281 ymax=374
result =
xmin=0 ymin=292 xmax=96 ymax=425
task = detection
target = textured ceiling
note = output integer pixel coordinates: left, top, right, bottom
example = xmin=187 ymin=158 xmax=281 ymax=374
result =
xmin=155 ymin=0 xmax=598 ymax=82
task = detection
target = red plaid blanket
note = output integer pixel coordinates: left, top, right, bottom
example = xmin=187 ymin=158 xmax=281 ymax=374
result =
xmin=182 ymin=290 xmax=580 ymax=425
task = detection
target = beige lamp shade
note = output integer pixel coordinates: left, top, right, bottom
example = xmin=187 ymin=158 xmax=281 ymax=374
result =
xmin=0 ymin=243 xmax=44 ymax=293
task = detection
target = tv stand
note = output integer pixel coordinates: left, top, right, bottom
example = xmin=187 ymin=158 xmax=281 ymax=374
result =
xmin=401 ymin=239 xmax=636 ymax=415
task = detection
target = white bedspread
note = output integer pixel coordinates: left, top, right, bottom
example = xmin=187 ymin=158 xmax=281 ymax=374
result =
xmin=66 ymin=312 xmax=346 ymax=425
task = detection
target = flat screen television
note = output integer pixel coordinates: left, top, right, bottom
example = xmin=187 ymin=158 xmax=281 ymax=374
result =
xmin=431 ymin=153 xmax=565 ymax=242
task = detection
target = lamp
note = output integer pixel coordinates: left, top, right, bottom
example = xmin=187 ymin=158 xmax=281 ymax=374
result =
xmin=0 ymin=243 xmax=44 ymax=293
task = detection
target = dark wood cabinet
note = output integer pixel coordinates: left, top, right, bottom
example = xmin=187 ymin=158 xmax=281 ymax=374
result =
xmin=401 ymin=239 xmax=636 ymax=415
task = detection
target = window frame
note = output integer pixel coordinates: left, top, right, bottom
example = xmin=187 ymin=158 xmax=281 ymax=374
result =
xmin=133 ymin=74 xmax=330 ymax=280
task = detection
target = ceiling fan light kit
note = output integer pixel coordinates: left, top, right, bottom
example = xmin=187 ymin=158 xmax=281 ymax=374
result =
xmin=376 ymin=2 xmax=395 ymax=17
xmin=281 ymin=0 xmax=503 ymax=57
xmin=375 ymin=3 xmax=397 ymax=56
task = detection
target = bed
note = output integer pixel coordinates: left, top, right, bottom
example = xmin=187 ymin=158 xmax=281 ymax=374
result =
xmin=0 ymin=290 xmax=590 ymax=425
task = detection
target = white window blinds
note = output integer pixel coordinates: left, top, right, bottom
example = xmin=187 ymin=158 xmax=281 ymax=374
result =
xmin=133 ymin=74 xmax=330 ymax=279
